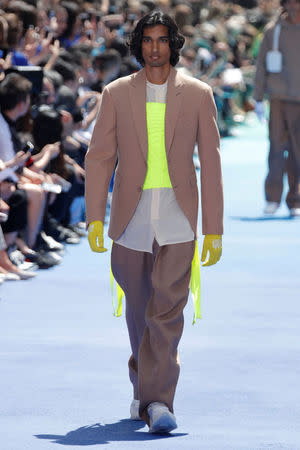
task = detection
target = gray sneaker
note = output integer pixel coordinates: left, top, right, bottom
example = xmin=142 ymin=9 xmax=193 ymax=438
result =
xmin=147 ymin=402 xmax=177 ymax=434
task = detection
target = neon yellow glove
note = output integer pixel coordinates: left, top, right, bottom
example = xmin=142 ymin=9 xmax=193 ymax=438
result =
xmin=201 ymin=234 xmax=222 ymax=267
xmin=87 ymin=220 xmax=107 ymax=253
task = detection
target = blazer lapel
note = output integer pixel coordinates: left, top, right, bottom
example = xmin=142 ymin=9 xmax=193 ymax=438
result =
xmin=165 ymin=67 xmax=184 ymax=156
xmin=129 ymin=69 xmax=148 ymax=163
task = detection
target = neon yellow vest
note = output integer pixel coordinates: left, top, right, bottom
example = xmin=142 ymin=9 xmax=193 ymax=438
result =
xmin=143 ymin=102 xmax=172 ymax=190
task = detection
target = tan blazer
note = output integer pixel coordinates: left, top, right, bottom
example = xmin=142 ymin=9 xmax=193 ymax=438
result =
xmin=85 ymin=66 xmax=223 ymax=239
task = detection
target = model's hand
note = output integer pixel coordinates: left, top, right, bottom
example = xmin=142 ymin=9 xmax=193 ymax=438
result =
xmin=255 ymin=101 xmax=265 ymax=122
xmin=88 ymin=220 xmax=107 ymax=253
xmin=201 ymin=234 xmax=222 ymax=266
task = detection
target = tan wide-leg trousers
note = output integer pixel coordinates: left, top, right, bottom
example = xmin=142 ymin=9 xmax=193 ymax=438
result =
xmin=266 ymin=99 xmax=300 ymax=208
xmin=111 ymin=239 xmax=195 ymax=424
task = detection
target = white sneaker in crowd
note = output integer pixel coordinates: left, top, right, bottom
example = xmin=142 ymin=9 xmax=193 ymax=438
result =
xmin=18 ymin=261 xmax=38 ymax=271
xmin=9 ymin=270 xmax=36 ymax=280
xmin=2 ymin=272 xmax=20 ymax=281
xmin=290 ymin=208 xmax=300 ymax=217
xmin=40 ymin=231 xmax=64 ymax=252
xmin=147 ymin=402 xmax=177 ymax=434
xmin=264 ymin=202 xmax=280 ymax=214
xmin=130 ymin=399 xmax=142 ymax=420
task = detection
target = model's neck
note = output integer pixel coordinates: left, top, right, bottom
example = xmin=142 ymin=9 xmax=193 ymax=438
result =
xmin=145 ymin=65 xmax=171 ymax=85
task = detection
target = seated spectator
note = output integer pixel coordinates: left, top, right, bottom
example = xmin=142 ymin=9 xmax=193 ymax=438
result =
xmin=32 ymin=106 xmax=83 ymax=242
xmin=41 ymin=70 xmax=64 ymax=108
xmin=55 ymin=2 xmax=81 ymax=50
xmin=0 ymin=73 xmax=47 ymax=248
xmin=91 ymin=49 xmax=121 ymax=91
xmin=6 ymin=1 xmax=37 ymax=34
xmin=69 ymin=44 xmax=95 ymax=88
xmin=107 ymin=36 xmax=129 ymax=58
xmin=53 ymin=58 xmax=79 ymax=111
xmin=51 ymin=5 xmax=68 ymax=41
xmin=118 ymin=56 xmax=140 ymax=77
xmin=3 ymin=12 xmax=29 ymax=66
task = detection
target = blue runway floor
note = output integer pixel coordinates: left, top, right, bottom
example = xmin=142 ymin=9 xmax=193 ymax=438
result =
xmin=1 ymin=115 xmax=300 ymax=450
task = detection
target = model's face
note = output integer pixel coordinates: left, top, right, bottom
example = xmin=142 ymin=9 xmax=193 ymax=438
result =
xmin=141 ymin=25 xmax=171 ymax=68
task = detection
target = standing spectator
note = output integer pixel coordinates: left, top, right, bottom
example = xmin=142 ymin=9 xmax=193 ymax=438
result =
xmin=253 ymin=0 xmax=300 ymax=217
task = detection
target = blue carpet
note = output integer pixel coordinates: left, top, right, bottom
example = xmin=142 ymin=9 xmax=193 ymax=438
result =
xmin=1 ymin=115 xmax=300 ymax=450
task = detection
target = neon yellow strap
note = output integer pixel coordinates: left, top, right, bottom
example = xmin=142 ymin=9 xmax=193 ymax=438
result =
xmin=191 ymin=240 xmax=201 ymax=324
xmin=110 ymin=242 xmax=125 ymax=317
xmin=110 ymin=240 xmax=200 ymax=323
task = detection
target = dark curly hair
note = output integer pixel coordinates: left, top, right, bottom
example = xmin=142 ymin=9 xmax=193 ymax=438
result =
xmin=128 ymin=10 xmax=185 ymax=67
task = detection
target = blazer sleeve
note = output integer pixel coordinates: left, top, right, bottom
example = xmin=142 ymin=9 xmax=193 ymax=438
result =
xmin=85 ymin=86 xmax=117 ymax=225
xmin=197 ymin=86 xmax=224 ymax=235
xmin=253 ymin=30 xmax=270 ymax=102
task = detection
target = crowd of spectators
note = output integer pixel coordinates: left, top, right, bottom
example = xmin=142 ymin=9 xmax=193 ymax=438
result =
xmin=0 ymin=0 xmax=281 ymax=283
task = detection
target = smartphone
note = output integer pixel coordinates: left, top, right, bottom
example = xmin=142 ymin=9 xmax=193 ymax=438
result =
xmin=23 ymin=141 xmax=35 ymax=153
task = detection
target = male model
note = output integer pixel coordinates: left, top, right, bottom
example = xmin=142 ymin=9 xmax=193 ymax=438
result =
xmin=85 ymin=11 xmax=223 ymax=433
